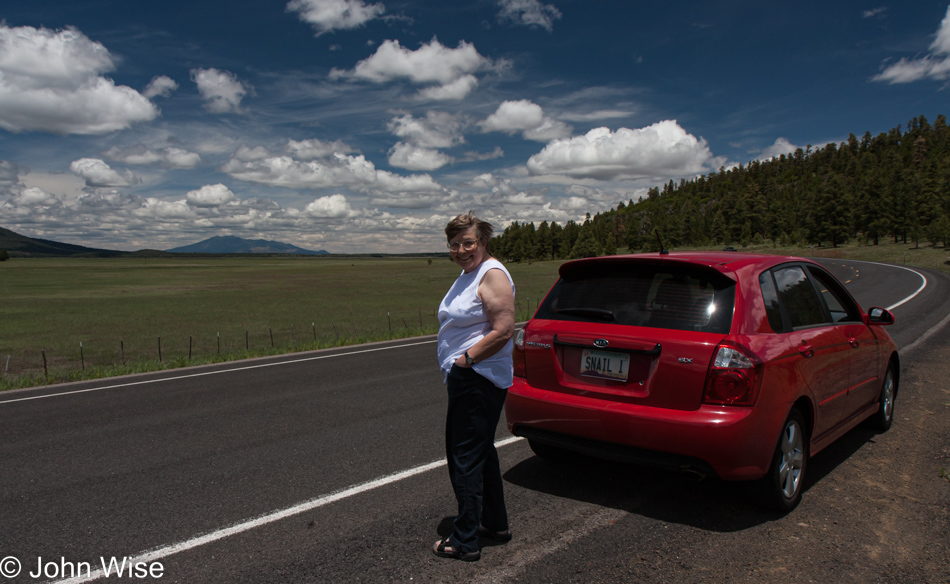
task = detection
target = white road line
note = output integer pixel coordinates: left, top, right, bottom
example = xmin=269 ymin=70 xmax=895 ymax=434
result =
xmin=47 ymin=435 xmax=525 ymax=584
xmin=852 ymin=261 xmax=927 ymax=311
xmin=0 ymin=339 xmax=437 ymax=405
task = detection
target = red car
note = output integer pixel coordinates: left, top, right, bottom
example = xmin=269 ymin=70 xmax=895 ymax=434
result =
xmin=506 ymin=252 xmax=899 ymax=512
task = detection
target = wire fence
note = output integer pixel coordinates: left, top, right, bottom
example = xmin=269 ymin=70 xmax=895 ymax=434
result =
xmin=1 ymin=299 xmax=541 ymax=386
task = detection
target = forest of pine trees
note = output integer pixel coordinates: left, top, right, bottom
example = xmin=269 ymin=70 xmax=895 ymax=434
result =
xmin=490 ymin=115 xmax=950 ymax=262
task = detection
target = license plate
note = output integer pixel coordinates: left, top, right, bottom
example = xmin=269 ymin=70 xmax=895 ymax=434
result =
xmin=581 ymin=349 xmax=630 ymax=381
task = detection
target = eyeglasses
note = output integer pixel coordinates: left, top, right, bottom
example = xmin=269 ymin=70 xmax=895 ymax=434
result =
xmin=447 ymin=239 xmax=478 ymax=252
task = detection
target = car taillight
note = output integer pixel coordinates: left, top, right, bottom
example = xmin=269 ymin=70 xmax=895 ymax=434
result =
xmin=513 ymin=328 xmax=526 ymax=378
xmin=702 ymin=343 xmax=762 ymax=406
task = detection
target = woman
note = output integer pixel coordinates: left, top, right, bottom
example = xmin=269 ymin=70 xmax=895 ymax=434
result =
xmin=433 ymin=212 xmax=515 ymax=562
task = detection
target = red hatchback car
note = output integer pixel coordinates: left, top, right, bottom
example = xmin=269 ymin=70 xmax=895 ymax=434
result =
xmin=506 ymin=252 xmax=899 ymax=511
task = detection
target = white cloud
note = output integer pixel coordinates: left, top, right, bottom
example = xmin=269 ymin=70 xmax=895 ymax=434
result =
xmin=330 ymin=38 xmax=497 ymax=100
xmin=304 ymin=193 xmax=355 ymax=218
xmin=0 ymin=24 xmax=158 ymax=134
xmin=191 ymin=68 xmax=249 ymax=113
xmin=103 ymin=145 xmax=201 ymax=169
xmin=143 ymin=76 xmax=178 ymax=99
xmin=416 ymin=75 xmax=479 ymax=101
xmin=13 ymin=186 xmax=59 ymax=206
xmin=186 ymin=184 xmax=236 ymax=207
xmin=286 ymin=138 xmax=357 ymax=160
xmin=69 ymin=158 xmax=139 ymax=187
xmin=502 ymin=191 xmax=545 ymax=205
xmin=756 ymin=137 xmax=798 ymax=161
xmin=526 ymin=121 xmax=715 ymax=180
xmin=497 ymin=0 xmax=562 ymax=31
xmin=874 ymin=6 xmax=950 ymax=83
xmin=287 ymin=0 xmax=386 ymax=36
xmin=222 ymin=152 xmax=378 ymax=189
xmin=388 ymin=142 xmax=453 ymax=171
xmin=480 ymin=100 xmax=572 ymax=142
xmin=388 ymin=111 xmax=466 ymax=148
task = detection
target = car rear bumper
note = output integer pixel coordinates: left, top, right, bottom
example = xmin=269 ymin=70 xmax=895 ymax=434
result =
xmin=506 ymin=378 xmax=786 ymax=481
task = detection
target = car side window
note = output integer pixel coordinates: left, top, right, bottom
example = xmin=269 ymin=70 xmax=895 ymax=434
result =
xmin=759 ymin=271 xmax=786 ymax=333
xmin=772 ymin=265 xmax=826 ymax=328
xmin=806 ymin=266 xmax=861 ymax=323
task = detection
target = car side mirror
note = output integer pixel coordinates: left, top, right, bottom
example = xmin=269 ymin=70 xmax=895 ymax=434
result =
xmin=867 ymin=307 xmax=895 ymax=325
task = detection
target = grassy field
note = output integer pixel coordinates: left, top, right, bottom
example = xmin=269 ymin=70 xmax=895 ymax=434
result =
xmin=1 ymin=240 xmax=947 ymax=391
xmin=0 ymin=255 xmax=565 ymax=389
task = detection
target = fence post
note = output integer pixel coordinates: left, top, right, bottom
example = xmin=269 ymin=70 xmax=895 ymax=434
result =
xmin=158 ymin=336 xmax=162 ymax=362
xmin=80 ymin=342 xmax=85 ymax=371
xmin=121 ymin=340 xmax=125 ymax=365
xmin=42 ymin=349 xmax=48 ymax=379
xmin=269 ymin=328 xmax=274 ymax=348
xmin=217 ymin=332 xmax=221 ymax=354
xmin=332 ymin=322 xmax=339 ymax=340
xmin=387 ymin=312 xmax=392 ymax=335
xmin=312 ymin=322 xmax=316 ymax=342
xmin=246 ymin=331 xmax=249 ymax=350
xmin=189 ymin=336 xmax=193 ymax=360
xmin=4 ymin=355 xmax=9 ymax=377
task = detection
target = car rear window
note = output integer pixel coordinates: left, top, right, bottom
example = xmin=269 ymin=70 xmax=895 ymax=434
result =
xmin=534 ymin=262 xmax=736 ymax=333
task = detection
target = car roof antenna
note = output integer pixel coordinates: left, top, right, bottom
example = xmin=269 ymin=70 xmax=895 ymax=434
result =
xmin=655 ymin=229 xmax=669 ymax=255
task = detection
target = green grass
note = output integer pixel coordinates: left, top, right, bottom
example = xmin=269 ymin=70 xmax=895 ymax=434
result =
xmin=1 ymin=240 xmax=946 ymax=391
xmin=0 ymin=256 xmax=564 ymax=390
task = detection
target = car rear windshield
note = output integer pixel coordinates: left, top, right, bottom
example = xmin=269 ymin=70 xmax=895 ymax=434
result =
xmin=534 ymin=262 xmax=736 ymax=334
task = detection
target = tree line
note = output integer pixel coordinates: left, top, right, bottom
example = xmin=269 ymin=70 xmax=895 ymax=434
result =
xmin=490 ymin=114 xmax=950 ymax=262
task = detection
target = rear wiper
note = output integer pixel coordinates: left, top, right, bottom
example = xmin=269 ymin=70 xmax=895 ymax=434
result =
xmin=556 ymin=307 xmax=616 ymax=321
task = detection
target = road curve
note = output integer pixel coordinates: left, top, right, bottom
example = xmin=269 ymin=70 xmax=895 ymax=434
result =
xmin=0 ymin=259 xmax=948 ymax=584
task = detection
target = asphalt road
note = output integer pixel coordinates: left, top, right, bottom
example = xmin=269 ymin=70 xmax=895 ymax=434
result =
xmin=0 ymin=258 xmax=948 ymax=584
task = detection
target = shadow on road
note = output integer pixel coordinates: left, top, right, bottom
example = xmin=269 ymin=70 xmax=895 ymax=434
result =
xmin=503 ymin=423 xmax=881 ymax=533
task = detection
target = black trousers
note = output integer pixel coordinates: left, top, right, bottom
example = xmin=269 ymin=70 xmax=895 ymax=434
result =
xmin=444 ymin=365 xmax=509 ymax=553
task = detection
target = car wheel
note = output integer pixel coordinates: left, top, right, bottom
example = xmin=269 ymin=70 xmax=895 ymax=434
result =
xmin=760 ymin=409 xmax=807 ymax=513
xmin=527 ymin=439 xmax=575 ymax=463
xmin=865 ymin=362 xmax=896 ymax=432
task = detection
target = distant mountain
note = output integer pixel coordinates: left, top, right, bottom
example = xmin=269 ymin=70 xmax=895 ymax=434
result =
xmin=167 ymin=235 xmax=329 ymax=255
xmin=0 ymin=226 xmax=124 ymax=257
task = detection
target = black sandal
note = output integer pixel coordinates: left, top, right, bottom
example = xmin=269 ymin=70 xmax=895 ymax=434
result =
xmin=478 ymin=525 xmax=512 ymax=542
xmin=433 ymin=536 xmax=481 ymax=562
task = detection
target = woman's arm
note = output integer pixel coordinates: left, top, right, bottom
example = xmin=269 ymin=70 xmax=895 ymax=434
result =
xmin=454 ymin=268 xmax=515 ymax=367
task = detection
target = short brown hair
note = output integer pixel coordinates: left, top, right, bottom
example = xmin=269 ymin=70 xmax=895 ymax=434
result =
xmin=445 ymin=211 xmax=494 ymax=245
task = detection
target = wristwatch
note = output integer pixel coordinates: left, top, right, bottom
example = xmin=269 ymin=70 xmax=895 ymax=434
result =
xmin=464 ymin=351 xmax=475 ymax=366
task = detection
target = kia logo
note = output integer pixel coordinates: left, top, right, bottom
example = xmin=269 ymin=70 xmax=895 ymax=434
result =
xmin=593 ymin=339 xmax=609 ymax=348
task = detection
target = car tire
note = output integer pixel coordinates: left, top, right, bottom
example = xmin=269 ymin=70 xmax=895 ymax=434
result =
xmin=759 ymin=409 xmax=808 ymax=513
xmin=527 ymin=439 xmax=575 ymax=463
xmin=865 ymin=362 xmax=896 ymax=432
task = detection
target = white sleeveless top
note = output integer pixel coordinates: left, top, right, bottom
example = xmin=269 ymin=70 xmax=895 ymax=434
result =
xmin=437 ymin=258 xmax=516 ymax=389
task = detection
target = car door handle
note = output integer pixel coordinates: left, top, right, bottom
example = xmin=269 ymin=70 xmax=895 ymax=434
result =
xmin=848 ymin=337 xmax=860 ymax=349
xmin=799 ymin=342 xmax=814 ymax=358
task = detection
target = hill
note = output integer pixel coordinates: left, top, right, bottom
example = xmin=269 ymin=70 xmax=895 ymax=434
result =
xmin=0 ymin=227 xmax=124 ymax=258
xmin=166 ymin=235 xmax=329 ymax=255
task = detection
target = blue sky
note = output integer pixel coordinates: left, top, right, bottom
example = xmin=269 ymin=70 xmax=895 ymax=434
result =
xmin=2 ymin=0 xmax=949 ymax=253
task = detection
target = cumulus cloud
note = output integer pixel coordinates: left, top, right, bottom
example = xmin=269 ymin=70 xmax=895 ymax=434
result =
xmin=69 ymin=158 xmax=139 ymax=187
xmin=304 ymin=193 xmax=355 ymax=218
xmin=330 ymin=38 xmax=498 ymax=100
xmin=13 ymin=186 xmax=59 ymax=206
xmin=0 ymin=24 xmax=159 ymax=134
xmin=103 ymin=145 xmax=201 ymax=169
xmin=388 ymin=111 xmax=466 ymax=148
xmin=756 ymin=137 xmax=799 ymax=161
xmin=143 ymin=75 xmax=178 ymax=98
xmin=526 ymin=121 xmax=715 ymax=180
xmin=186 ymin=184 xmax=236 ymax=207
xmin=222 ymin=152 xmax=378 ymax=189
xmin=873 ymin=6 xmax=950 ymax=83
xmin=480 ymin=100 xmax=572 ymax=142
xmin=191 ymin=68 xmax=249 ymax=113
xmin=286 ymin=138 xmax=357 ymax=160
xmin=497 ymin=0 xmax=561 ymax=31
xmin=388 ymin=142 xmax=453 ymax=171
xmin=287 ymin=0 xmax=386 ymax=36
